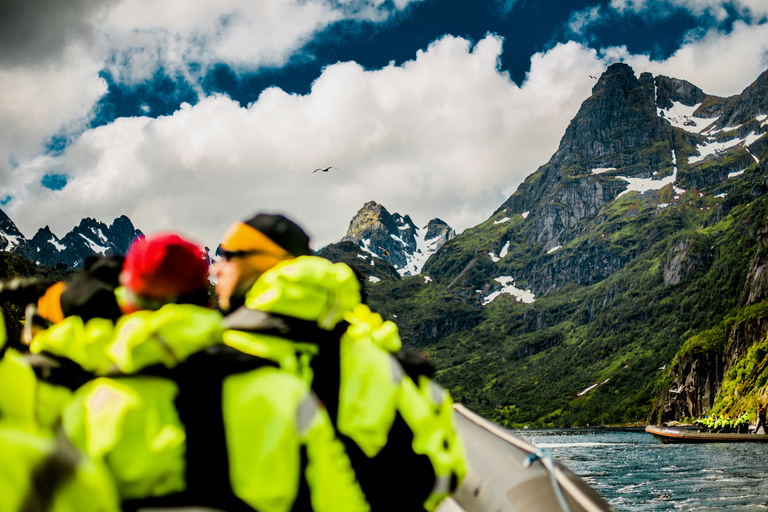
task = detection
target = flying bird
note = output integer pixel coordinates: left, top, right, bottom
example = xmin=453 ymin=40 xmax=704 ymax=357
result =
xmin=378 ymin=247 xmax=391 ymax=257
xmin=589 ymin=75 xmax=597 ymax=80
xmin=313 ymin=166 xmax=338 ymax=173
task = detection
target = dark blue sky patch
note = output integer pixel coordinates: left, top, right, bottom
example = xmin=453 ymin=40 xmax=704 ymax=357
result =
xmin=41 ymin=174 xmax=68 ymax=191
xmin=91 ymin=69 xmax=199 ymax=128
xmin=45 ymin=133 xmax=70 ymax=156
xmin=86 ymin=0 xmax=757 ymax=120
xmin=200 ymin=0 xmax=715 ymax=102
xmin=0 ymin=196 xmax=11 ymax=206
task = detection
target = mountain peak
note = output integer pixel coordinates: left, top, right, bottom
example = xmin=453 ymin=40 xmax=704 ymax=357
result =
xmin=341 ymin=201 xmax=454 ymax=276
xmin=4 ymin=214 xmax=142 ymax=269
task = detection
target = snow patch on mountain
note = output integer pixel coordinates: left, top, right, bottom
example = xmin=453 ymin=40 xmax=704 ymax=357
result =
xmin=489 ymin=241 xmax=510 ymax=263
xmin=399 ymin=228 xmax=443 ymax=276
xmin=657 ymin=101 xmax=717 ymax=133
xmin=2 ymin=234 xmax=21 ymax=251
xmin=49 ymin=236 xmax=66 ymax=251
xmin=689 ymin=131 xmax=762 ymax=164
xmin=482 ymin=276 xmax=535 ymax=305
xmin=79 ymin=233 xmax=109 ymax=255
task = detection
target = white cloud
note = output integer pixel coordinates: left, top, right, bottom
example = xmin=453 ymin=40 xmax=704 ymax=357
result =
xmin=0 ymin=0 xmax=423 ymax=190
xmin=568 ymin=5 xmax=604 ymax=37
xmin=602 ymin=21 xmax=768 ymax=96
xmin=609 ymin=0 xmax=768 ymax=19
xmin=1 ymin=0 xmax=767 ymax=254
xmin=101 ymin=0 xmax=424 ymax=84
xmin=4 ymin=35 xmax=601 ymax=249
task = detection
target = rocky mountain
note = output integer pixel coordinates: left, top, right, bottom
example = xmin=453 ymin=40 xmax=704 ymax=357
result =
xmin=0 ymin=210 xmax=143 ymax=269
xmin=323 ymin=63 xmax=768 ymax=427
xmin=333 ymin=201 xmax=455 ymax=277
xmin=0 ymin=209 xmax=24 ymax=252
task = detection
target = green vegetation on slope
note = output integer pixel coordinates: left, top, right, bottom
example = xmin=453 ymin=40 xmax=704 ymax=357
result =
xmin=361 ymin=161 xmax=768 ymax=427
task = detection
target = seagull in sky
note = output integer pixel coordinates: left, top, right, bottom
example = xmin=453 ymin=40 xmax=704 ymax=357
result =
xmin=313 ymin=166 xmax=338 ymax=173
xmin=589 ymin=75 xmax=597 ymax=80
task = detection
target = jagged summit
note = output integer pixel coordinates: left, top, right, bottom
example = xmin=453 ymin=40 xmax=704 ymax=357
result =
xmin=0 ymin=209 xmax=24 ymax=251
xmin=2 ymin=209 xmax=143 ymax=269
xmin=496 ymin=62 xmax=768 ymax=258
xmin=341 ymin=201 xmax=455 ymax=276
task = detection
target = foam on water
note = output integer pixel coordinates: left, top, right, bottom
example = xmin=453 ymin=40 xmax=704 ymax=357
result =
xmin=512 ymin=429 xmax=768 ymax=511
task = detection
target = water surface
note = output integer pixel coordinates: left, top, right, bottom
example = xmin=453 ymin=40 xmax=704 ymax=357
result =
xmin=514 ymin=428 xmax=768 ymax=511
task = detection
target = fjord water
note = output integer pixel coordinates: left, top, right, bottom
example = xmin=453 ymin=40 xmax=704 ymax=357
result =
xmin=516 ymin=428 xmax=768 ymax=511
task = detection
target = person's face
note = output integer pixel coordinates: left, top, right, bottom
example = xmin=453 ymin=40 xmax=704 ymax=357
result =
xmin=211 ymin=256 xmax=259 ymax=311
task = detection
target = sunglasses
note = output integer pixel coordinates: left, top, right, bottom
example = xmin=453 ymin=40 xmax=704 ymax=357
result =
xmin=221 ymin=249 xmax=268 ymax=261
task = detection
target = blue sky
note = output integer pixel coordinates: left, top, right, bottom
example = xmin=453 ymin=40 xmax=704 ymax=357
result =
xmin=1 ymin=0 xmax=767 ymax=250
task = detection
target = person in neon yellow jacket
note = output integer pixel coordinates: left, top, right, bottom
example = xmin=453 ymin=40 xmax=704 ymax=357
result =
xmin=0 ymin=311 xmax=121 ymax=512
xmin=213 ymin=213 xmax=467 ymax=512
xmin=39 ymin=233 xmax=369 ymax=512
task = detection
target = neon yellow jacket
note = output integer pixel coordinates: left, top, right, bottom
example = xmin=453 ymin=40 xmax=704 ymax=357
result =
xmin=59 ymin=303 xmax=368 ymax=512
xmin=223 ymin=256 xmax=466 ymax=511
xmin=0 ymin=311 xmax=120 ymax=512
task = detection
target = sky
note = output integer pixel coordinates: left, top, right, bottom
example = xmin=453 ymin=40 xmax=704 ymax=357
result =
xmin=1 ymin=0 xmax=768 ymax=251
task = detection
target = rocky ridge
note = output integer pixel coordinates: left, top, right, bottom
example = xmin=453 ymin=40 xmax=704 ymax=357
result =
xmin=331 ymin=62 xmax=768 ymax=426
xmin=338 ymin=201 xmax=455 ymax=277
xmin=0 ymin=211 xmax=143 ymax=269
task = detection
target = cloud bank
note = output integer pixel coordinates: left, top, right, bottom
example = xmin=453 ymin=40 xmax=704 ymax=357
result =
xmin=1 ymin=0 xmax=767 ymax=252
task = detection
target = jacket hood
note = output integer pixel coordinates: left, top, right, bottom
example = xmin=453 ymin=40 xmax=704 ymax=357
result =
xmin=244 ymin=256 xmax=361 ymax=330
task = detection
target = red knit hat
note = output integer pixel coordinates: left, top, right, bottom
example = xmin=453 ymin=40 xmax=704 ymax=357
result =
xmin=122 ymin=233 xmax=209 ymax=300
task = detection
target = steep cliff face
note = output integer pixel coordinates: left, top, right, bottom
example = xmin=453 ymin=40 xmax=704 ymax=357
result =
xmin=714 ymin=69 xmax=768 ymax=129
xmin=391 ymin=63 xmax=768 ymax=426
xmin=650 ymin=210 xmax=768 ymax=424
xmin=0 ymin=209 xmax=25 ymax=251
xmin=552 ymin=64 xmax=668 ymax=169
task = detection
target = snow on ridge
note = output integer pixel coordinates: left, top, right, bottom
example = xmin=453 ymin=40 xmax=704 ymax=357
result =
xmin=689 ymin=135 xmax=748 ymax=164
xmin=591 ymin=167 xmax=616 ymax=174
xmin=399 ymin=225 xmax=431 ymax=277
xmin=488 ymin=241 xmax=510 ymax=263
xmin=390 ymin=233 xmax=406 ymax=245
xmin=368 ymin=276 xmax=381 ymax=283
xmin=521 ymin=211 xmax=530 ymax=219
xmin=617 ymin=169 xmax=677 ymax=198
xmin=2 ymin=234 xmax=20 ymax=251
xmin=657 ymin=101 xmax=716 ymax=133
xmin=547 ymin=246 xmax=562 ymax=254
xmin=89 ymin=226 xmax=108 ymax=243
xmin=499 ymin=241 xmax=510 ymax=259
xmin=728 ymin=169 xmax=746 ymax=178
xmin=79 ymin=233 xmax=109 ymax=255
xmin=482 ymin=276 xmax=535 ymax=305
xmin=49 ymin=236 xmax=66 ymax=251
xmin=494 ymin=217 xmax=510 ymax=224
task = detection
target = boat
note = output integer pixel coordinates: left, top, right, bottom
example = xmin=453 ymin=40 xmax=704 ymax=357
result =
xmin=437 ymin=404 xmax=614 ymax=512
xmin=646 ymin=424 xmax=768 ymax=443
